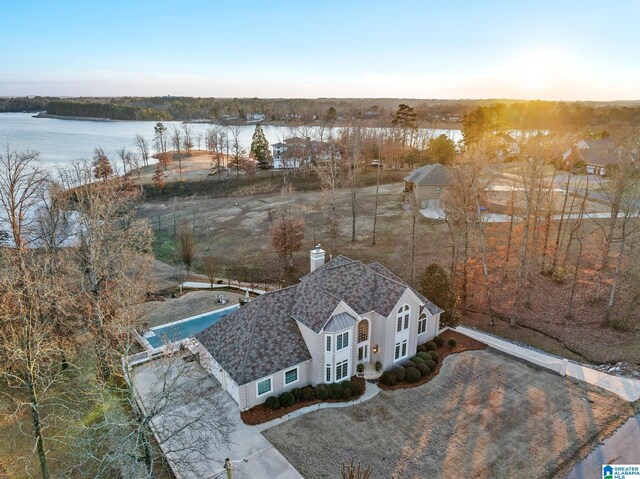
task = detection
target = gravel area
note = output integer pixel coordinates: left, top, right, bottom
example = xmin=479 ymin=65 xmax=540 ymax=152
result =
xmin=263 ymin=349 xmax=634 ymax=479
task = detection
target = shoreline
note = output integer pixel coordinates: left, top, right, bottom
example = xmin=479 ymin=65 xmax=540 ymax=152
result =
xmin=33 ymin=112 xmax=120 ymax=122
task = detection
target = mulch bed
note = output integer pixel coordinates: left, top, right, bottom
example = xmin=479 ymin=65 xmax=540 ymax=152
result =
xmin=377 ymin=330 xmax=486 ymax=391
xmin=241 ymin=375 xmax=366 ymax=425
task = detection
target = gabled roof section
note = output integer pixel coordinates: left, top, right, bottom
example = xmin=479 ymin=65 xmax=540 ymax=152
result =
xmin=323 ymin=312 xmax=357 ymax=332
xmin=404 ymin=163 xmax=450 ymax=186
xmin=195 ymin=286 xmax=311 ymax=386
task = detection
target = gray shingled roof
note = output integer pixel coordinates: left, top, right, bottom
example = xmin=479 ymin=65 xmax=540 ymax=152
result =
xmin=578 ymin=139 xmax=618 ymax=167
xmin=195 ymin=286 xmax=311 ymax=386
xmin=404 ymin=163 xmax=450 ymax=186
xmin=196 ymin=256 xmax=443 ymax=385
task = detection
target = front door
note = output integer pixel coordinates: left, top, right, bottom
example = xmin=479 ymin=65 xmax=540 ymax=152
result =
xmin=358 ymin=344 xmax=368 ymax=362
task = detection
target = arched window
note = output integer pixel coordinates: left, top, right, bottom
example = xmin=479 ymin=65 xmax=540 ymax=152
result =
xmin=357 ymin=319 xmax=369 ymax=343
xmin=418 ymin=311 xmax=428 ymax=335
xmin=396 ymin=304 xmax=410 ymax=332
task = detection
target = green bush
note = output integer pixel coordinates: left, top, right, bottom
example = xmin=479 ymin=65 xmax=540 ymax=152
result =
xmin=417 ymin=351 xmax=431 ymax=361
xmin=375 ymin=361 xmax=383 ymax=372
xmin=425 ymin=341 xmax=437 ymax=351
xmin=405 ymin=367 xmax=421 ymax=383
xmin=315 ymin=384 xmax=329 ymax=400
xmin=433 ymin=336 xmax=444 ymax=347
xmin=448 ymin=338 xmax=457 ymax=348
xmin=393 ymin=366 xmax=406 ymax=382
xmin=265 ymin=396 xmax=280 ymax=410
xmin=428 ymin=351 xmax=439 ymax=362
xmin=401 ymin=360 xmax=416 ymax=369
xmin=341 ymin=381 xmax=353 ymax=399
xmin=410 ymin=356 xmax=425 ymax=365
xmin=279 ymin=392 xmax=295 ymax=408
xmin=356 ymin=363 xmax=365 ymax=373
xmin=380 ymin=371 xmax=397 ymax=386
xmin=301 ymin=386 xmax=316 ymax=401
xmin=291 ymin=388 xmax=302 ymax=401
xmin=426 ymin=359 xmax=436 ymax=369
xmin=417 ymin=363 xmax=431 ymax=376
xmin=350 ymin=380 xmax=365 ymax=396
xmin=417 ymin=344 xmax=427 ymax=353
xmin=329 ymin=383 xmax=343 ymax=400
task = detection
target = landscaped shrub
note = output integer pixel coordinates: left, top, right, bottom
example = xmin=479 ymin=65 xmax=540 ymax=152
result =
xmin=392 ymin=365 xmax=406 ymax=382
xmin=357 ymin=363 xmax=365 ymax=373
xmin=279 ymin=392 xmax=295 ymax=408
xmin=417 ymin=344 xmax=427 ymax=353
xmin=405 ymin=367 xmax=421 ymax=383
xmin=329 ymin=383 xmax=344 ymax=400
xmin=448 ymin=338 xmax=457 ymax=348
xmin=350 ymin=380 xmax=365 ymax=396
xmin=401 ymin=360 xmax=416 ymax=369
xmin=265 ymin=396 xmax=280 ymax=410
xmin=315 ymin=384 xmax=329 ymax=400
xmin=410 ymin=356 xmax=425 ymax=365
xmin=301 ymin=386 xmax=316 ymax=401
xmin=417 ymin=351 xmax=431 ymax=361
xmin=428 ymin=351 xmax=439 ymax=362
xmin=291 ymin=388 xmax=302 ymax=401
xmin=426 ymin=359 xmax=436 ymax=369
xmin=425 ymin=341 xmax=437 ymax=351
xmin=375 ymin=361 xmax=382 ymax=372
xmin=433 ymin=335 xmax=444 ymax=347
xmin=417 ymin=363 xmax=431 ymax=376
xmin=341 ymin=381 xmax=353 ymax=399
xmin=380 ymin=371 xmax=397 ymax=386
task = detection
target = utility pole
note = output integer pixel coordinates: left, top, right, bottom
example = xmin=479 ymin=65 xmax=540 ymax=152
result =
xmin=224 ymin=458 xmax=233 ymax=479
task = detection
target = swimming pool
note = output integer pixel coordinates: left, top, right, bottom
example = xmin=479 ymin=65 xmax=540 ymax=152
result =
xmin=144 ymin=304 xmax=240 ymax=349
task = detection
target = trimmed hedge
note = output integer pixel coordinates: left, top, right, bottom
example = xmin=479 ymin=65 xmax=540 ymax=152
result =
xmin=417 ymin=363 xmax=431 ymax=376
xmin=402 ymin=360 xmax=417 ymax=369
xmin=428 ymin=351 xmax=439 ymax=362
xmin=417 ymin=344 xmax=427 ymax=353
xmin=301 ymin=386 xmax=316 ymax=401
xmin=448 ymin=338 xmax=457 ymax=348
xmin=329 ymin=383 xmax=344 ymax=400
xmin=265 ymin=396 xmax=280 ymax=410
xmin=411 ymin=356 xmax=425 ymax=365
xmin=393 ymin=366 xmax=406 ymax=382
xmin=405 ymin=367 xmax=421 ymax=383
xmin=291 ymin=388 xmax=302 ymax=401
xmin=416 ymin=351 xmax=431 ymax=361
xmin=433 ymin=335 xmax=444 ymax=347
xmin=380 ymin=371 xmax=397 ymax=386
xmin=426 ymin=359 xmax=436 ymax=369
xmin=315 ymin=384 xmax=329 ymax=400
xmin=425 ymin=341 xmax=437 ymax=351
xmin=279 ymin=392 xmax=295 ymax=408
xmin=350 ymin=380 xmax=365 ymax=396
xmin=341 ymin=381 xmax=353 ymax=399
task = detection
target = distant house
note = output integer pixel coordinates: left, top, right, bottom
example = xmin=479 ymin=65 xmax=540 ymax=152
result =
xmin=195 ymin=249 xmax=442 ymax=411
xmin=404 ymin=163 xmax=450 ymax=209
xmin=245 ymin=113 xmax=266 ymax=122
xmin=562 ymin=139 xmax=617 ymax=176
xmin=272 ymin=137 xmax=336 ymax=169
xmin=495 ymin=132 xmax=519 ymax=158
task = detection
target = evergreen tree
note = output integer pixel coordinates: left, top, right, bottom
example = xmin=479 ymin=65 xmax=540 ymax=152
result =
xmin=417 ymin=263 xmax=460 ymax=327
xmin=250 ymin=123 xmax=272 ymax=169
xmin=427 ymin=134 xmax=457 ymax=165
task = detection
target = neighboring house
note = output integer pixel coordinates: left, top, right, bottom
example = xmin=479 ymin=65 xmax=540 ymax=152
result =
xmin=404 ymin=163 xmax=450 ymax=209
xmin=272 ymin=137 xmax=335 ymax=169
xmin=246 ymin=113 xmax=266 ymax=122
xmin=195 ymin=248 xmax=443 ymax=411
xmin=495 ymin=132 xmax=519 ymax=158
xmin=562 ymin=138 xmax=617 ymax=176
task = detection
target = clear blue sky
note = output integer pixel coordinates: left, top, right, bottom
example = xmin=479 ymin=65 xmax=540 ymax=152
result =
xmin=1 ymin=0 xmax=639 ymax=100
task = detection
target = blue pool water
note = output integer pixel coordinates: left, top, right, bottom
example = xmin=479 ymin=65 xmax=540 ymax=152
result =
xmin=145 ymin=305 xmax=240 ymax=348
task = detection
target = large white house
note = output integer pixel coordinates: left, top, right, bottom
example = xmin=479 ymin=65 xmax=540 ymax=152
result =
xmin=195 ymin=247 xmax=443 ymax=411
xmin=271 ymin=137 xmax=336 ymax=169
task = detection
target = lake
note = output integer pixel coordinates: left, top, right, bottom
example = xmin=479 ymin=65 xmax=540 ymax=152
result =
xmin=0 ymin=112 xmax=462 ymax=170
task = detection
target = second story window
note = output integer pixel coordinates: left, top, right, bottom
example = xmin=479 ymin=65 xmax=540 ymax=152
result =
xmin=336 ymin=331 xmax=349 ymax=350
xmin=326 ymin=335 xmax=331 ymax=352
xmin=396 ymin=304 xmax=410 ymax=332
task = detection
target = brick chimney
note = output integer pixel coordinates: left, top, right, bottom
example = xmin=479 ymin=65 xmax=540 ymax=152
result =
xmin=310 ymin=245 xmax=325 ymax=272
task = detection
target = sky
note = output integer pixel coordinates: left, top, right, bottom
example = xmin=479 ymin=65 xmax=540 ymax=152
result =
xmin=1 ymin=0 xmax=639 ymax=101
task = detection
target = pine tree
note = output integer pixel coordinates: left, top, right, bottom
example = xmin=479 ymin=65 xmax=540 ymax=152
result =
xmin=250 ymin=124 xmax=272 ymax=169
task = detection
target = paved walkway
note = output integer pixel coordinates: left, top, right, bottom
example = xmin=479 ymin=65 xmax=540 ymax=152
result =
xmin=182 ymin=281 xmax=267 ymax=295
xmin=455 ymin=326 xmax=640 ymax=402
xmin=255 ymin=382 xmax=381 ymax=432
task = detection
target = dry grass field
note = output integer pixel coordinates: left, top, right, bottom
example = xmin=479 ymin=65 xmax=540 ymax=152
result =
xmin=263 ymin=350 xmax=634 ymax=479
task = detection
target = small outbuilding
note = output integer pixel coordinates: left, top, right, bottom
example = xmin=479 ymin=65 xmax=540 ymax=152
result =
xmin=403 ymin=163 xmax=450 ymax=209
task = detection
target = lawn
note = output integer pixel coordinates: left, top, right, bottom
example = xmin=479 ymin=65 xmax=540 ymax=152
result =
xmin=263 ymin=349 xmax=634 ymax=479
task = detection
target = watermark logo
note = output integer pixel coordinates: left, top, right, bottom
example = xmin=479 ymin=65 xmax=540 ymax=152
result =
xmin=603 ymin=465 xmax=640 ymax=479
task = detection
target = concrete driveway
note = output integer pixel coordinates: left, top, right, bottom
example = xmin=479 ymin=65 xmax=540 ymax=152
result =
xmin=130 ymin=354 xmax=302 ymax=479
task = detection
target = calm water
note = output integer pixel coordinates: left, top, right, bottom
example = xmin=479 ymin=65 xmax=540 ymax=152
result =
xmin=0 ymin=112 xmax=462 ymax=170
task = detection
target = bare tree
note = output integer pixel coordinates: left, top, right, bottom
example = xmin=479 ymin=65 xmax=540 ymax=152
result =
xmin=170 ymin=125 xmax=183 ymax=181
xmin=202 ymin=255 xmax=217 ymax=288
xmin=340 ymin=126 xmax=364 ymax=242
xmin=134 ymin=134 xmax=150 ymax=167
xmin=271 ymin=200 xmax=305 ymax=271
xmin=176 ymin=219 xmax=197 ymax=281
xmin=182 ymin=124 xmax=194 ymax=156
